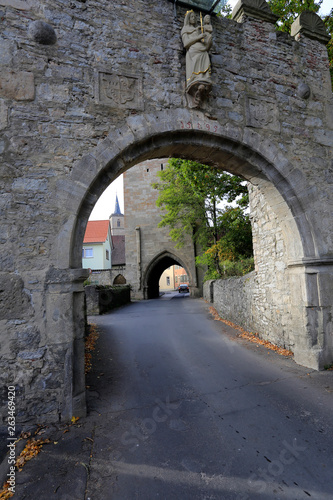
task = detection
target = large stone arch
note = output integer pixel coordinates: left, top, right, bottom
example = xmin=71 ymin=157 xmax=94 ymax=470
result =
xmin=143 ymin=250 xmax=195 ymax=299
xmin=57 ymin=109 xmax=331 ymax=372
xmin=66 ymin=109 xmax=312 ymax=269
xmin=1 ymin=0 xmax=332 ymax=424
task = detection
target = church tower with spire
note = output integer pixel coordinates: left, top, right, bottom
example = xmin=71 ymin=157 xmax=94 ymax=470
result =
xmin=109 ymin=194 xmax=124 ymax=236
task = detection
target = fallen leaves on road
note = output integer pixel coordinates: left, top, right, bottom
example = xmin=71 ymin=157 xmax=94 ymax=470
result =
xmin=0 ymin=436 xmax=51 ymax=498
xmin=209 ymin=306 xmax=293 ymax=357
xmin=0 ymin=483 xmax=14 ymax=499
xmin=0 ymin=417 xmax=84 ymax=499
xmin=85 ymin=323 xmax=99 ymax=374
xmin=16 ymin=437 xmax=51 ymax=471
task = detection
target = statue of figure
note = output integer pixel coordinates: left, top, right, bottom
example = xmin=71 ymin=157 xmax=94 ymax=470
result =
xmin=181 ymin=10 xmax=213 ymax=105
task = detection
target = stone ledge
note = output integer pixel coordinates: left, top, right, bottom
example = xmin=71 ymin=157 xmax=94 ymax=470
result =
xmin=45 ymin=267 xmax=89 ymax=285
xmin=288 ymin=257 xmax=333 ymax=268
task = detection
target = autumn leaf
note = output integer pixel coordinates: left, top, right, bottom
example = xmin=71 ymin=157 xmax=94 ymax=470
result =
xmin=16 ymin=438 xmax=51 ymax=471
xmin=85 ymin=323 xmax=99 ymax=374
xmin=0 ymin=482 xmax=14 ymax=499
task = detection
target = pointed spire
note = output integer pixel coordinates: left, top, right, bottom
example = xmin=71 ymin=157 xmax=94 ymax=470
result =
xmin=113 ymin=193 xmax=122 ymax=215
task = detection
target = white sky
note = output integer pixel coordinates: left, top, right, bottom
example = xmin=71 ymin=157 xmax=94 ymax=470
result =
xmin=89 ymin=174 xmax=124 ymax=221
xmin=89 ymin=0 xmax=332 ymax=221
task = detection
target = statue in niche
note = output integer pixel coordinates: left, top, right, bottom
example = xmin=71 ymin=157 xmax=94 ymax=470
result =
xmin=181 ymin=10 xmax=213 ymax=107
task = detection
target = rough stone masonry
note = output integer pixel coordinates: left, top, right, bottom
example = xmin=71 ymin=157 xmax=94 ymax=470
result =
xmin=0 ymin=0 xmax=332 ymax=423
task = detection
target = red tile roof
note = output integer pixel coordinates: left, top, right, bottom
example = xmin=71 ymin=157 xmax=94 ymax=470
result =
xmin=83 ymin=220 xmax=110 ymax=243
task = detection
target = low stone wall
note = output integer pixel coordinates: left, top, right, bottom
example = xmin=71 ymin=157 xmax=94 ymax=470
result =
xmin=204 ymin=273 xmax=257 ymax=329
xmin=88 ymin=270 xmax=113 ymax=286
xmin=85 ymin=285 xmax=131 ymax=316
xmin=203 ymin=272 xmax=293 ymax=351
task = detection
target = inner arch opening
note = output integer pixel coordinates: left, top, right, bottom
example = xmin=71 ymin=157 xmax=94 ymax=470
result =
xmin=144 ymin=252 xmax=192 ymax=299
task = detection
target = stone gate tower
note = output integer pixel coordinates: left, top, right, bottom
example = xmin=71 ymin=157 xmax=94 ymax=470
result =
xmin=0 ymin=0 xmax=332 ymax=423
xmin=123 ymin=159 xmax=201 ymax=299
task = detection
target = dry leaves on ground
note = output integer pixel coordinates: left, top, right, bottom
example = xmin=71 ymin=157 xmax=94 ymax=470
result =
xmin=85 ymin=323 xmax=99 ymax=374
xmin=0 ymin=483 xmax=14 ymax=500
xmin=16 ymin=437 xmax=51 ymax=471
xmin=0 ymin=418 xmax=83 ymax=499
xmin=209 ymin=306 xmax=293 ymax=357
xmin=0 ymin=431 xmax=51 ymax=499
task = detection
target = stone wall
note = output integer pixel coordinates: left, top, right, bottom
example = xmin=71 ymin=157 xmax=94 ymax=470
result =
xmin=87 ymin=268 xmax=126 ymax=286
xmin=0 ymin=0 xmax=332 ymax=423
xmin=85 ymin=285 xmax=131 ymax=316
xmin=204 ymin=183 xmax=294 ymax=351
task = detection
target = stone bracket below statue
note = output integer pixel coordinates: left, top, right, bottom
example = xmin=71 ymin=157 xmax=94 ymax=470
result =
xmin=186 ymin=81 xmax=212 ymax=108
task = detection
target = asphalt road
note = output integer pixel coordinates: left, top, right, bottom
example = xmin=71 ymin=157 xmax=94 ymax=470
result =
xmin=85 ymin=295 xmax=333 ymax=500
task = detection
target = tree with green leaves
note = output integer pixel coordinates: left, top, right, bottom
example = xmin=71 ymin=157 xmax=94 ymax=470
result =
xmin=322 ymin=8 xmax=333 ymax=86
xmin=152 ymin=158 xmax=253 ymax=278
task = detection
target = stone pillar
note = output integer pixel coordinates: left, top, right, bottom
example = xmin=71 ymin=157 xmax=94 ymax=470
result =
xmin=289 ymin=260 xmax=333 ymax=370
xmin=45 ymin=268 xmax=89 ymax=421
xmin=231 ymin=0 xmax=279 ymax=24
xmin=291 ymin=11 xmax=331 ymax=45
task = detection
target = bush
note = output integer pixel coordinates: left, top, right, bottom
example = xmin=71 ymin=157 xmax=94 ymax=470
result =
xmin=219 ymin=258 xmax=254 ymax=278
xmin=198 ymin=257 xmax=254 ymax=282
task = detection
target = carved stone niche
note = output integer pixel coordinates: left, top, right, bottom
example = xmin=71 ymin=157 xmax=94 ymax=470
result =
xmin=232 ymin=0 xmax=279 ymax=24
xmin=95 ymin=70 xmax=144 ymax=111
xmin=291 ymin=11 xmax=331 ymax=45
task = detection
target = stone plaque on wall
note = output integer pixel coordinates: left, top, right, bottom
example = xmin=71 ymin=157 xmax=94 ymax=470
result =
xmin=95 ymin=70 xmax=143 ymax=111
xmin=245 ymin=96 xmax=280 ymax=132
xmin=0 ymin=0 xmax=36 ymax=9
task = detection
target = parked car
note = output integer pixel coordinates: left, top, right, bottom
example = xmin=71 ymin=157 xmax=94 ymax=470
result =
xmin=178 ymin=284 xmax=189 ymax=293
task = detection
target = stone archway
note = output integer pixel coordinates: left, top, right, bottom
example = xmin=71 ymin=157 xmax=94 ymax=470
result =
xmin=143 ymin=250 xmax=195 ymax=299
xmin=63 ymin=108 xmax=331 ymax=377
xmin=4 ymin=108 xmax=333 ymax=424
xmin=1 ymin=0 xmax=332 ymax=425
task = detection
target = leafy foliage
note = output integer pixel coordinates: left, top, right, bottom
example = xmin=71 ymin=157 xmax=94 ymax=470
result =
xmin=324 ymin=9 xmax=333 ymax=86
xmin=152 ymin=159 xmax=253 ymax=280
xmin=267 ymin=0 xmax=322 ymax=31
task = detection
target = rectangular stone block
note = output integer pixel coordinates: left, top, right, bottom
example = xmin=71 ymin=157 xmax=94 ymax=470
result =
xmin=0 ymin=0 xmax=36 ymax=9
xmin=0 ymin=99 xmax=8 ymax=130
xmin=0 ymin=71 xmax=35 ymax=101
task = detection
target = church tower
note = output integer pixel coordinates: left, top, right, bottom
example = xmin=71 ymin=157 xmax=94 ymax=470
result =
xmin=109 ymin=194 xmax=124 ymax=236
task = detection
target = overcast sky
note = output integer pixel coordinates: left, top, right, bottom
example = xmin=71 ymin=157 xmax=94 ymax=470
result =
xmin=89 ymin=0 xmax=332 ymax=221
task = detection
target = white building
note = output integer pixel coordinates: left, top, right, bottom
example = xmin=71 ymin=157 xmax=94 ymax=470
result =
xmin=82 ymin=220 xmax=112 ymax=270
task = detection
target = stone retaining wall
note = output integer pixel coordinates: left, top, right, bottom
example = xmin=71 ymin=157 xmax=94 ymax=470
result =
xmin=85 ymin=285 xmax=131 ymax=316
